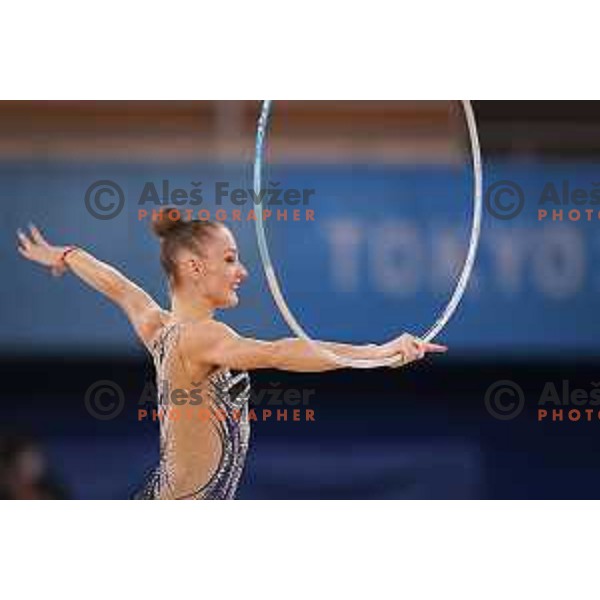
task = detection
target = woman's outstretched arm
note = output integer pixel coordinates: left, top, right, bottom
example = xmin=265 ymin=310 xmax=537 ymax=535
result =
xmin=17 ymin=224 xmax=164 ymax=345
xmin=184 ymin=320 xmax=447 ymax=374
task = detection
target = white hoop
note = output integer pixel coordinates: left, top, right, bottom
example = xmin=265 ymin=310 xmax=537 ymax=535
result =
xmin=253 ymin=100 xmax=482 ymax=369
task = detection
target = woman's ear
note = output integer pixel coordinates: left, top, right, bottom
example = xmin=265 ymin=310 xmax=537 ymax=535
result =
xmin=191 ymin=258 xmax=207 ymax=277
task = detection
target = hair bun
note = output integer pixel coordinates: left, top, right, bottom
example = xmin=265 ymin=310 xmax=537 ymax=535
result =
xmin=151 ymin=207 xmax=186 ymax=238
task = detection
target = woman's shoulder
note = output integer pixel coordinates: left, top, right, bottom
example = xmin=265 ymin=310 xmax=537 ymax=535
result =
xmin=180 ymin=317 xmax=234 ymax=341
xmin=143 ymin=310 xmax=176 ymax=350
xmin=177 ymin=318 xmax=239 ymax=367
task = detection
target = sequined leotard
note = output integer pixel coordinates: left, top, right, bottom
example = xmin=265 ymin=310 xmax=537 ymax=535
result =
xmin=134 ymin=321 xmax=251 ymax=500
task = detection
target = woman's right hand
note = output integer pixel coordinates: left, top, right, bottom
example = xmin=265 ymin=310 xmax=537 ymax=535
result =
xmin=380 ymin=333 xmax=447 ymax=368
xmin=17 ymin=225 xmax=68 ymax=276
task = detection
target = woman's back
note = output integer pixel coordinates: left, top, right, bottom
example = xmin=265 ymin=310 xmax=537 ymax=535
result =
xmin=136 ymin=319 xmax=251 ymax=499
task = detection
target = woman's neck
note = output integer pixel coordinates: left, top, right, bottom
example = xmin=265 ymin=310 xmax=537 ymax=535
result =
xmin=170 ymin=288 xmax=215 ymax=322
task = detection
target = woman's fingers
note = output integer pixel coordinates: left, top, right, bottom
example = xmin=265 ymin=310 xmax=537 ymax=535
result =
xmin=17 ymin=229 xmax=31 ymax=249
xmin=28 ymin=223 xmax=46 ymax=245
xmin=410 ymin=337 xmax=447 ymax=353
xmin=410 ymin=339 xmax=425 ymax=360
xmin=423 ymin=342 xmax=448 ymax=353
xmin=389 ymin=335 xmax=449 ymax=369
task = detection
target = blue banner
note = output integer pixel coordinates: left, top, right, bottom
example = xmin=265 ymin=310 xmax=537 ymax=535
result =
xmin=2 ymin=160 xmax=599 ymax=357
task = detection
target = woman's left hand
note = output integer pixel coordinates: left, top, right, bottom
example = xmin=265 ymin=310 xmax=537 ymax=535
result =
xmin=17 ymin=224 xmax=68 ymax=276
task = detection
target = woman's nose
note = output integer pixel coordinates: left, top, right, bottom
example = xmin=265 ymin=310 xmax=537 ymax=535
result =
xmin=239 ymin=263 xmax=248 ymax=280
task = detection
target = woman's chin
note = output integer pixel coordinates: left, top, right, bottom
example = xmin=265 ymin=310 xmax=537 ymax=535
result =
xmin=224 ymin=292 xmax=239 ymax=308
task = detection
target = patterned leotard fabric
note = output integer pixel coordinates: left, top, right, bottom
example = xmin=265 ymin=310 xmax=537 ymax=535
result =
xmin=133 ymin=321 xmax=251 ymax=500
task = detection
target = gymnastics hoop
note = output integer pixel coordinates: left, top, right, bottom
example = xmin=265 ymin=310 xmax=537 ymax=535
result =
xmin=253 ymin=100 xmax=482 ymax=369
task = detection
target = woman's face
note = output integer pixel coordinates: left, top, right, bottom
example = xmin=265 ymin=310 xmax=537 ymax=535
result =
xmin=195 ymin=226 xmax=248 ymax=308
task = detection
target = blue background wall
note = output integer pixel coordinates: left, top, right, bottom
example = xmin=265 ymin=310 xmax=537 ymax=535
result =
xmin=3 ymin=160 xmax=599 ymax=357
